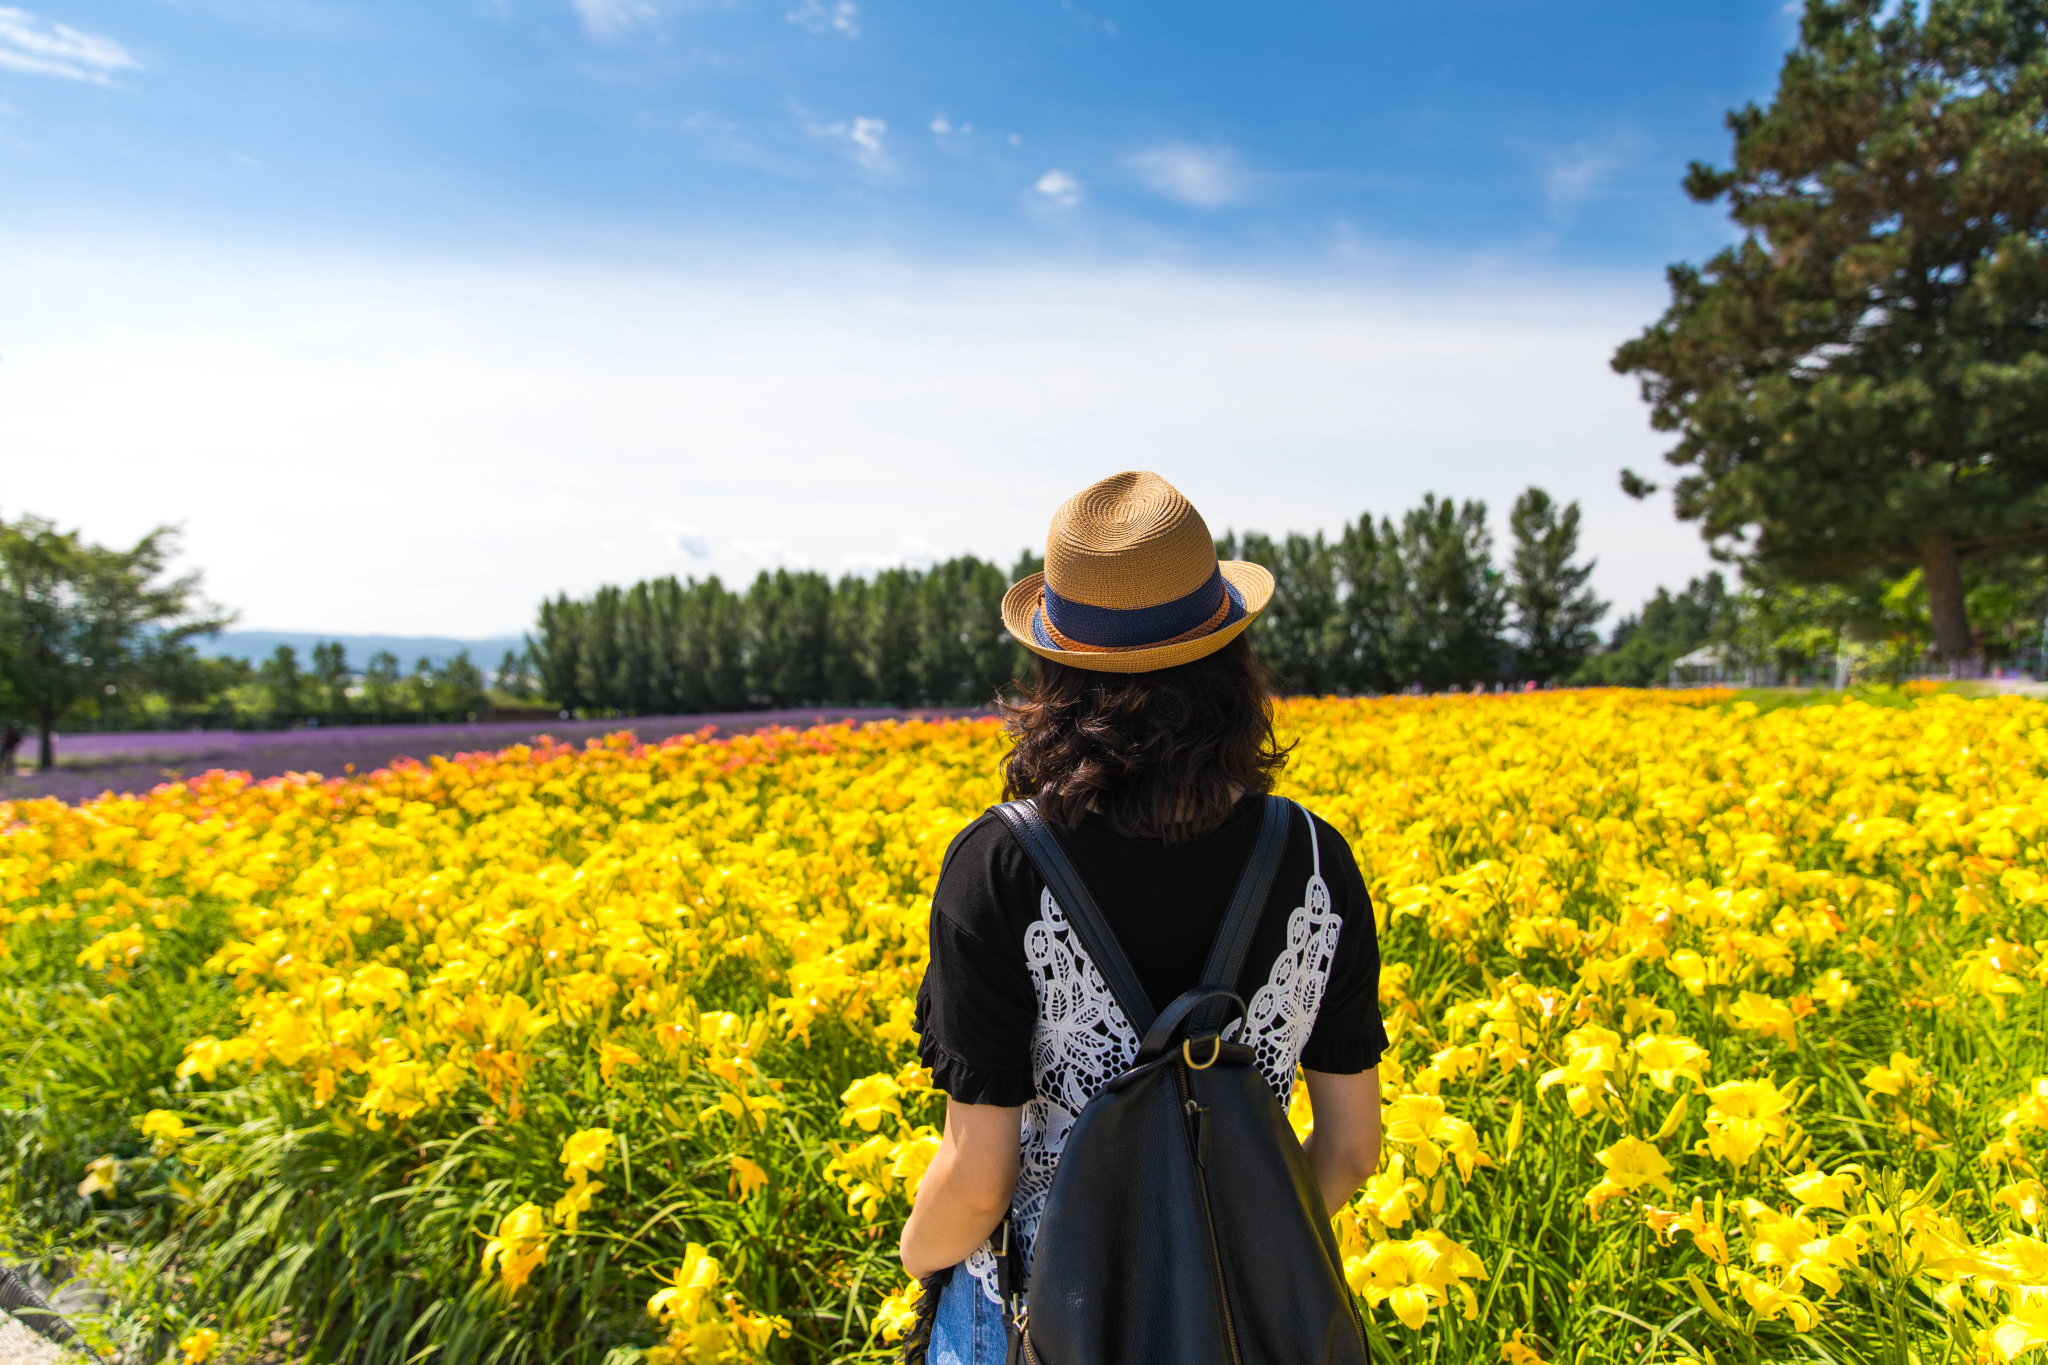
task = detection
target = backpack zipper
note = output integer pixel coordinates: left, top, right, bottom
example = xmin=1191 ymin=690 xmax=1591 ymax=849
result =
xmin=1176 ymin=1063 xmax=1244 ymax=1365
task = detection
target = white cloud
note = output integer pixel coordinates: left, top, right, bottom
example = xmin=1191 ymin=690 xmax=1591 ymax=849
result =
xmin=0 ymin=7 xmax=138 ymax=84
xmin=732 ymin=539 xmax=806 ymax=567
xmin=1034 ymin=169 xmax=1081 ymax=208
xmin=843 ymin=536 xmax=938 ymax=573
xmin=1544 ymin=145 xmax=1617 ymax=207
xmin=569 ymin=0 xmax=656 ymax=42
xmin=929 ymin=113 xmax=950 ymax=134
xmin=1126 ymin=143 xmax=1240 ymax=208
xmin=846 ymin=117 xmax=883 ymax=153
xmin=651 ymin=520 xmax=710 ymax=558
xmin=0 ymin=239 xmax=1711 ymax=636
xmin=810 ymin=114 xmax=887 ymax=169
xmin=786 ymin=0 xmax=858 ymax=36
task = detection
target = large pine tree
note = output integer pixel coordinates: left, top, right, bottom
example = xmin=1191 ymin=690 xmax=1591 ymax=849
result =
xmin=1615 ymin=0 xmax=2048 ymax=657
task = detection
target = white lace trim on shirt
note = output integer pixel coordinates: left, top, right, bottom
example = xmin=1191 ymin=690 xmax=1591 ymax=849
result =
xmin=1245 ymin=811 xmax=1342 ymax=1102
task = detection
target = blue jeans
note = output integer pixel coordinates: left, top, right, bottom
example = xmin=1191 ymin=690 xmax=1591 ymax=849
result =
xmin=927 ymin=1267 xmax=1008 ymax=1365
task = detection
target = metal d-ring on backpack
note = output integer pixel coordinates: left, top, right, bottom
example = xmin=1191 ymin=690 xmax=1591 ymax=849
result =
xmin=987 ymin=795 xmax=1370 ymax=1365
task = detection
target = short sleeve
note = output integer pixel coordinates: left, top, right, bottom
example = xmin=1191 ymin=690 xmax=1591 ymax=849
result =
xmin=1299 ymin=820 xmax=1389 ymax=1074
xmin=914 ymin=820 xmax=1041 ymax=1106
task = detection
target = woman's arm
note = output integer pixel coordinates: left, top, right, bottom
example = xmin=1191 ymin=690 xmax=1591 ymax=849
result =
xmin=1301 ymin=1067 xmax=1382 ymax=1217
xmin=899 ymin=1098 xmax=1025 ymax=1278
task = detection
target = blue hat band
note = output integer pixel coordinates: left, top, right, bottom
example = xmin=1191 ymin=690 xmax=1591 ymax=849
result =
xmin=1034 ymin=567 xmax=1247 ymax=652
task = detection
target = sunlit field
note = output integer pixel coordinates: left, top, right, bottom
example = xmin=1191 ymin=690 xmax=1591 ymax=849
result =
xmin=8 ymin=689 xmax=2048 ymax=1364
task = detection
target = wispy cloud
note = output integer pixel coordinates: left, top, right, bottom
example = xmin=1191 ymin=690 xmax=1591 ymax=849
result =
xmin=570 ymin=0 xmax=657 ymax=42
xmin=843 ymin=536 xmax=937 ymax=573
xmin=0 ymin=7 xmax=138 ymax=84
xmin=809 ymin=114 xmax=887 ymax=169
xmin=651 ymin=520 xmax=710 ymax=558
xmin=1125 ymin=143 xmax=1239 ymax=208
xmin=1544 ymin=144 xmax=1618 ymax=207
xmin=733 ymin=538 xmax=811 ymax=568
xmin=786 ymin=0 xmax=858 ymax=37
xmin=1034 ymin=169 xmax=1081 ymax=208
xmin=1058 ymin=0 xmax=1117 ymax=36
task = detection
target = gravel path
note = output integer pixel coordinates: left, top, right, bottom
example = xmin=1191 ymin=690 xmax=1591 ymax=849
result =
xmin=4 ymin=705 xmax=995 ymax=806
xmin=0 ymin=1318 xmax=70 ymax=1365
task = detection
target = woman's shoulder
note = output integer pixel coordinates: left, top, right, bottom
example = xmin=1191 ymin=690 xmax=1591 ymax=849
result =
xmin=939 ymin=806 xmax=1032 ymax=879
xmin=1288 ymin=802 xmax=1371 ymax=900
xmin=934 ymin=806 xmax=1045 ymax=947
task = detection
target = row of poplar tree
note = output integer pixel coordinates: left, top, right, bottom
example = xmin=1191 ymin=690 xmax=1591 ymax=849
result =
xmin=524 ymin=486 xmax=1607 ymax=711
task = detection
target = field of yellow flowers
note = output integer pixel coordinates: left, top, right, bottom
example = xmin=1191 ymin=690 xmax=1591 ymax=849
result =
xmin=6 ymin=689 xmax=2048 ymax=1363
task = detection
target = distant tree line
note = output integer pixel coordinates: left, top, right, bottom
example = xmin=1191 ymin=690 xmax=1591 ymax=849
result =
xmin=527 ymin=476 xmax=2048 ymax=710
xmin=3 ymin=623 xmax=494 ymax=747
xmin=0 ymin=513 xmax=500 ymax=766
xmin=1577 ymin=553 xmax=2048 ymax=690
xmin=14 ymin=473 xmax=2039 ymax=771
xmin=1221 ymin=487 xmax=1605 ymax=694
xmin=529 ymin=557 xmax=1034 ymax=712
xmin=528 ymin=485 xmax=1612 ymax=710
xmin=228 ymin=644 xmax=491 ymax=727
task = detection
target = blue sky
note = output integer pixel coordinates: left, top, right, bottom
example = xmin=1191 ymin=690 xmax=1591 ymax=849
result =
xmin=2 ymin=2 xmax=1800 ymax=636
xmin=7 ymin=1 xmax=1790 ymax=262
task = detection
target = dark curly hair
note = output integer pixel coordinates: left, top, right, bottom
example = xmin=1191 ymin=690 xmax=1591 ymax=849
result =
xmin=1000 ymin=636 xmax=1291 ymax=843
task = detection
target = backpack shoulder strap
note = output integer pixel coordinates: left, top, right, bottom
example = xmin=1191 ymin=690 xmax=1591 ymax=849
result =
xmin=992 ymin=799 xmax=1157 ymax=1036
xmin=1192 ymin=795 xmax=1294 ymax=1030
xmin=1198 ymin=795 xmax=1293 ymax=988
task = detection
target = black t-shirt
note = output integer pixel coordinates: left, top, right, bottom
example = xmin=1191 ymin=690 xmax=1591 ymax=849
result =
xmin=914 ymin=796 xmax=1389 ymax=1107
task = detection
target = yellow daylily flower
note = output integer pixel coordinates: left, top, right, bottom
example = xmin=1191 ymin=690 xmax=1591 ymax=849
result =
xmin=77 ymin=1155 xmax=119 ymax=1200
xmin=875 ymin=1281 xmax=923 ymax=1344
xmin=1584 ymin=1135 xmax=1674 ymax=1215
xmin=1785 ymin=1167 xmax=1863 ymax=1214
xmin=1699 ymin=1077 xmax=1796 ymax=1168
xmin=729 ymin=1155 xmax=769 ymax=1199
xmin=1725 ymin=992 xmax=1799 ymax=1049
xmin=839 ymin=1073 xmax=905 ymax=1133
xmin=553 ymin=1177 xmax=604 ymax=1233
xmin=597 ymin=1041 xmax=642 ymax=1083
xmin=559 ymin=1128 xmax=614 ymax=1182
xmin=1632 ymin=1033 xmax=1710 ymax=1091
xmin=480 ymin=1203 xmax=551 ymax=1297
xmin=1863 ymin=1053 xmax=1929 ymax=1102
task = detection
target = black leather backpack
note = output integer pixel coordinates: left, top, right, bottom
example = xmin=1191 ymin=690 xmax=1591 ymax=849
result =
xmin=984 ymin=795 xmax=1370 ymax=1365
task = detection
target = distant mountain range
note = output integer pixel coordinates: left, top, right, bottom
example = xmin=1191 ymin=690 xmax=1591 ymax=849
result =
xmin=196 ymin=632 xmax=527 ymax=671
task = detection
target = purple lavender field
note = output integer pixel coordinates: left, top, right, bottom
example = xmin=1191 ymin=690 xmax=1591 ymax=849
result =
xmin=3 ymin=707 xmax=993 ymax=806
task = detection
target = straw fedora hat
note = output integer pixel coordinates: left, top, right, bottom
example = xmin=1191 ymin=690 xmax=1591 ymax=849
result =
xmin=1002 ymin=471 xmax=1274 ymax=674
